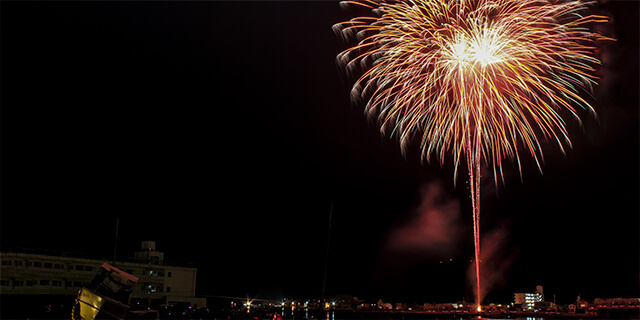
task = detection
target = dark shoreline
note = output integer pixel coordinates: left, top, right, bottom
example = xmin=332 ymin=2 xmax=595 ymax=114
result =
xmin=318 ymin=308 xmax=640 ymax=320
xmin=1 ymin=294 xmax=638 ymax=320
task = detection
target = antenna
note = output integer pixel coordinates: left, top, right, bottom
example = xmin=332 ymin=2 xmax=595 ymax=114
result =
xmin=113 ymin=217 xmax=119 ymax=265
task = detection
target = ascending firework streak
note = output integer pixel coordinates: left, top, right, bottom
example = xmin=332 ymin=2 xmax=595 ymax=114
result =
xmin=334 ymin=0 xmax=611 ymax=307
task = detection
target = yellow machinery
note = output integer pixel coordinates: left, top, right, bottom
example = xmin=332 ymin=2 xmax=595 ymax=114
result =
xmin=72 ymin=263 xmax=139 ymax=320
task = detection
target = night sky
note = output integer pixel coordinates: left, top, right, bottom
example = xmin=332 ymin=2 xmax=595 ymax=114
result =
xmin=2 ymin=0 xmax=638 ymax=306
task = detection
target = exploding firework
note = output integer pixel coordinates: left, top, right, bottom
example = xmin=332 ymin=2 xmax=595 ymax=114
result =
xmin=334 ymin=0 xmax=610 ymax=305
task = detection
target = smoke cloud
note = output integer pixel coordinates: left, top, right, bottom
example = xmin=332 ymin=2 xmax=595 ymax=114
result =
xmin=467 ymin=224 xmax=520 ymax=304
xmin=386 ymin=182 xmax=463 ymax=257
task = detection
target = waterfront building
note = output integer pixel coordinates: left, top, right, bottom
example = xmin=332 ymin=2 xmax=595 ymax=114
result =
xmin=514 ymin=285 xmax=544 ymax=311
xmin=0 ymin=241 xmax=205 ymax=308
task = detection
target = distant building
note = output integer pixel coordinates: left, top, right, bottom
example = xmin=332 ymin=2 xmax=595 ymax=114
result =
xmin=576 ymin=297 xmax=589 ymax=310
xmin=377 ymin=299 xmax=393 ymax=309
xmin=536 ymin=285 xmax=544 ymax=300
xmin=514 ymin=285 xmax=544 ymax=311
xmin=594 ymin=298 xmax=640 ymax=307
xmin=534 ymin=301 xmax=556 ymax=311
xmin=434 ymin=303 xmax=455 ymax=311
xmin=0 ymin=241 xmax=205 ymax=308
xmin=134 ymin=241 xmax=165 ymax=264
xmin=422 ymin=303 xmax=434 ymax=310
xmin=334 ymin=295 xmax=355 ymax=310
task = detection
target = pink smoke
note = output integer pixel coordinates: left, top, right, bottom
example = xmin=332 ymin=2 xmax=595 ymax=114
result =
xmin=386 ymin=182 xmax=462 ymax=256
xmin=467 ymin=224 xmax=519 ymax=305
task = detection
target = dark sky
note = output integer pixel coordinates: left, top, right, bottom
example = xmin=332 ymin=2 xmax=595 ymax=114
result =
xmin=2 ymin=0 xmax=638 ymax=306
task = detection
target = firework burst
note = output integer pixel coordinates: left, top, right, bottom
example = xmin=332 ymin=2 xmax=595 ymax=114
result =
xmin=334 ymin=0 xmax=611 ymax=306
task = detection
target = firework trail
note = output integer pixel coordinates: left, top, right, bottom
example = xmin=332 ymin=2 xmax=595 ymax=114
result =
xmin=334 ymin=0 xmax=610 ymax=307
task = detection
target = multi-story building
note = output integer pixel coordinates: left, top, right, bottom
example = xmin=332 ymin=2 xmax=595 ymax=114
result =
xmin=0 ymin=241 xmax=206 ymax=309
xmin=514 ymin=285 xmax=544 ymax=311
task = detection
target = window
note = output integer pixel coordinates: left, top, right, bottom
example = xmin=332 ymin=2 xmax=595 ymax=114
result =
xmin=65 ymin=281 xmax=72 ymax=288
xmin=13 ymin=280 xmax=24 ymax=287
xmin=1 ymin=260 xmax=11 ymax=266
xmin=54 ymin=263 xmax=64 ymax=269
xmin=26 ymin=281 xmax=35 ymax=287
xmin=168 ymin=271 xmax=172 ymax=278
xmin=84 ymin=266 xmax=93 ymax=272
xmin=146 ymin=285 xmax=162 ymax=293
xmin=14 ymin=260 xmax=23 ymax=266
xmin=52 ymin=280 xmax=62 ymax=287
xmin=75 ymin=265 xmax=84 ymax=271
xmin=33 ymin=262 xmax=42 ymax=268
xmin=39 ymin=280 xmax=50 ymax=286
xmin=147 ymin=269 xmax=164 ymax=277
xmin=166 ymin=287 xmax=171 ymax=293
xmin=0 ymin=280 xmax=10 ymax=286
xmin=73 ymin=281 xmax=83 ymax=287
xmin=44 ymin=262 xmax=52 ymax=268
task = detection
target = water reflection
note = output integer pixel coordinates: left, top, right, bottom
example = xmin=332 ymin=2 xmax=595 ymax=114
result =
xmin=326 ymin=311 xmax=334 ymax=320
xmin=282 ymin=311 xmax=555 ymax=320
xmin=472 ymin=318 xmax=545 ymax=320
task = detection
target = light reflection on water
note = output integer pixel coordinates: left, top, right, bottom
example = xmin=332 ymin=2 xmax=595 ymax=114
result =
xmin=474 ymin=318 xmax=544 ymax=320
xmin=317 ymin=317 xmax=577 ymax=320
xmin=475 ymin=318 xmax=544 ymax=320
xmin=292 ymin=311 xmax=590 ymax=320
xmin=292 ymin=315 xmax=593 ymax=320
xmin=324 ymin=318 xmax=575 ymax=320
